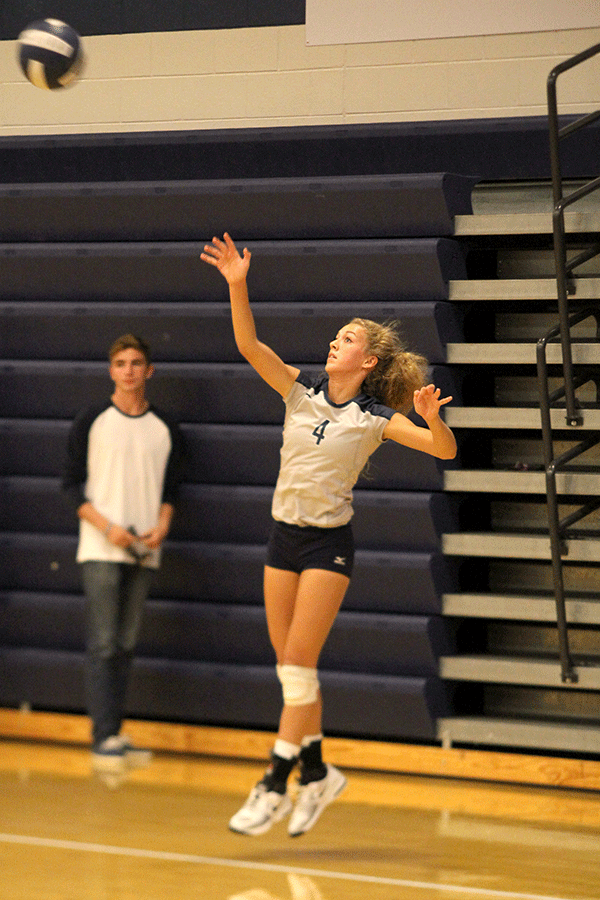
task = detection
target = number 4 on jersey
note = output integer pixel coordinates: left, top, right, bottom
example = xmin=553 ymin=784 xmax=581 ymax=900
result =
xmin=312 ymin=419 xmax=330 ymax=445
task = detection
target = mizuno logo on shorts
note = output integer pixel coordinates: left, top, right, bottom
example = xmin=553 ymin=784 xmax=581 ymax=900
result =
xmin=333 ymin=556 xmax=346 ymax=566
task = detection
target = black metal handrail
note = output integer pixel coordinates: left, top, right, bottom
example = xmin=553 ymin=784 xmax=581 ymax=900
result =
xmin=540 ymin=43 xmax=600 ymax=683
xmin=547 ymin=41 xmax=600 ymax=426
xmin=537 ymin=309 xmax=600 ymax=683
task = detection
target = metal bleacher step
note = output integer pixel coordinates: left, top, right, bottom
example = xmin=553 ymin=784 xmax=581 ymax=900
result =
xmin=445 ymin=405 xmax=600 ymax=431
xmin=439 ymin=654 xmax=600 ymax=689
xmin=444 ymin=406 xmax=600 ymax=430
xmin=444 ymin=468 xmax=600 ymax=495
xmin=442 ymin=591 xmax=600 ymax=624
xmin=442 ymin=532 xmax=600 ymax=561
xmin=449 ymin=277 xmax=600 ymax=301
xmin=436 ymin=716 xmax=600 ymax=754
xmin=446 ymin=341 xmax=600 ymax=365
xmin=454 ymin=210 xmax=600 ymax=236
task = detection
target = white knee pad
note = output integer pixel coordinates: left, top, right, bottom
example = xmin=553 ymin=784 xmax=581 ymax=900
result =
xmin=276 ymin=664 xmax=320 ymax=706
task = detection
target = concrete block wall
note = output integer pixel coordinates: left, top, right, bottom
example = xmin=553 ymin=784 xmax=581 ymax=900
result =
xmin=0 ymin=23 xmax=599 ymax=136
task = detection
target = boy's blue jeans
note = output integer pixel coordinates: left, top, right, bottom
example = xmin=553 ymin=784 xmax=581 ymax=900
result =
xmin=80 ymin=560 xmax=153 ymax=749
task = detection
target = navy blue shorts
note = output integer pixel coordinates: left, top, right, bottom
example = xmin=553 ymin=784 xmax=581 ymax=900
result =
xmin=266 ymin=520 xmax=354 ymax=578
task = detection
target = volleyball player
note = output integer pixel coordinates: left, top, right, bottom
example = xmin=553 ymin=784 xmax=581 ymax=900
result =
xmin=201 ymin=233 xmax=457 ymax=836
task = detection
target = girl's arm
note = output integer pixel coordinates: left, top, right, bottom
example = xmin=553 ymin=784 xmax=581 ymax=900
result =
xmin=201 ymin=233 xmax=298 ymax=398
xmin=382 ymin=384 xmax=457 ymax=459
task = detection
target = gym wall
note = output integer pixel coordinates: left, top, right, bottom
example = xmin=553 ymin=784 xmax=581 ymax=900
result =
xmin=0 ymin=5 xmax=598 ymax=136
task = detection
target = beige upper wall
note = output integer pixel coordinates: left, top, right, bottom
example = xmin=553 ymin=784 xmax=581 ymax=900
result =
xmin=0 ymin=23 xmax=599 ymax=135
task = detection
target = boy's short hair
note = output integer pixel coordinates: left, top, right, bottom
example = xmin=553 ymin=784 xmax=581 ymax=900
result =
xmin=108 ymin=333 xmax=152 ymax=364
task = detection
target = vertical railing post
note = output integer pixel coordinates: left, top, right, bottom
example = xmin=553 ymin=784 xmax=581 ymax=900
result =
xmin=536 ymin=334 xmax=576 ymax=683
xmin=547 ymin=67 xmax=582 ymax=427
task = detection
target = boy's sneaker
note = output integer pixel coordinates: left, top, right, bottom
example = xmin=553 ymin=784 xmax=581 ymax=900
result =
xmin=121 ymin=736 xmax=153 ymax=769
xmin=92 ymin=735 xmax=126 ymax=772
xmin=92 ymin=735 xmax=152 ymax=772
xmin=229 ymin=782 xmax=293 ymax=836
xmin=288 ymin=764 xmax=347 ymax=837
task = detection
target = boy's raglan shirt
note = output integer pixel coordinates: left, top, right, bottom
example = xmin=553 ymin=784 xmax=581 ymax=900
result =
xmin=64 ymin=401 xmax=181 ymax=568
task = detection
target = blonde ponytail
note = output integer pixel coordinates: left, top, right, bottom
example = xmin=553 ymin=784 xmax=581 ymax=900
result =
xmin=350 ymin=318 xmax=428 ymax=413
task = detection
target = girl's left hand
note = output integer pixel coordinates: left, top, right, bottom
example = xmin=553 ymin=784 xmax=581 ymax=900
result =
xmin=413 ymin=384 xmax=452 ymax=421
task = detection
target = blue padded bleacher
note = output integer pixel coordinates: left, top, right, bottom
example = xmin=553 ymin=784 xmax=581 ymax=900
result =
xmin=174 ymin=485 xmax=458 ymax=550
xmin=0 ymin=170 xmax=467 ymax=742
xmin=0 ymin=300 xmax=463 ymax=364
xmin=0 ymin=534 xmax=451 ymax=614
xmin=0 ymin=647 xmax=449 ymax=739
xmin=0 ymin=119 xmax=597 ymax=182
xmin=0 ymin=359 xmax=461 ymax=422
xmin=0 ymin=592 xmax=451 ymax=676
xmin=0 ymin=418 xmax=454 ymax=490
xmin=0 ymin=174 xmax=477 ymax=240
xmin=0 ymin=477 xmax=458 ymax=552
xmin=0 ymin=477 xmax=74 ymax=534
xmin=0 ymin=238 xmax=466 ymax=302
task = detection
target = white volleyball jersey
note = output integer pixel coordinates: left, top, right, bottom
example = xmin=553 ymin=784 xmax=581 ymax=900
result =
xmin=271 ymin=371 xmax=395 ymax=528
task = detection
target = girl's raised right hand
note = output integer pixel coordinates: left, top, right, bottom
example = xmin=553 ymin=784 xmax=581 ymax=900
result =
xmin=201 ymin=232 xmax=251 ymax=285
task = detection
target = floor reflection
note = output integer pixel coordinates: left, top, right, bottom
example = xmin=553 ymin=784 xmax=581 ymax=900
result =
xmin=1 ymin=739 xmax=600 ymax=900
xmin=229 ymin=874 xmax=324 ymax=900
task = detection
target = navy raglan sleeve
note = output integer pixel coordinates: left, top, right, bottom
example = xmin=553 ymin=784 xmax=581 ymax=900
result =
xmin=62 ymin=404 xmax=106 ymax=512
xmin=155 ymin=409 xmax=185 ymax=507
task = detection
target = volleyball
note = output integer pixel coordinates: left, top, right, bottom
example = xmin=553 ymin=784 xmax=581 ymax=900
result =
xmin=18 ymin=18 xmax=84 ymax=90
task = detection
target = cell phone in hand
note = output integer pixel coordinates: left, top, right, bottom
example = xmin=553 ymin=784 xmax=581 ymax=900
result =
xmin=127 ymin=527 xmax=152 ymax=561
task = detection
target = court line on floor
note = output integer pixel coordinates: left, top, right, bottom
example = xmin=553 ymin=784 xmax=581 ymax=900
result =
xmin=0 ymin=832 xmax=577 ymax=900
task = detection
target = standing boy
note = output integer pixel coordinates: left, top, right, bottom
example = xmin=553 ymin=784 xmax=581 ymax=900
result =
xmin=63 ymin=334 xmax=182 ymax=770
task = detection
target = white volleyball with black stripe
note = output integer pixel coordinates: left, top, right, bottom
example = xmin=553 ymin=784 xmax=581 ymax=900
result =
xmin=18 ymin=18 xmax=84 ymax=90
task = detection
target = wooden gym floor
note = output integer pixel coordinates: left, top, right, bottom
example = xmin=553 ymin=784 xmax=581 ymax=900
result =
xmin=1 ymin=712 xmax=599 ymax=900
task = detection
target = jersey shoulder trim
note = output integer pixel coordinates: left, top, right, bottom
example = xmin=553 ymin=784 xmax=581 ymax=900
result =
xmin=295 ymin=370 xmax=327 ymax=393
xmin=353 ymin=392 xmax=396 ymax=422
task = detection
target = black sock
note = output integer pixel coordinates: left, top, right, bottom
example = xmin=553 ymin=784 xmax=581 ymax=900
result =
xmin=260 ymin=752 xmax=297 ymax=793
xmin=299 ymin=739 xmax=327 ymax=785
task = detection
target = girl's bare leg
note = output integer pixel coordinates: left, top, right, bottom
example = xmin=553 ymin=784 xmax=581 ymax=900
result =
xmin=227 ymin=566 xmax=350 ymax=836
xmin=264 ymin=565 xmax=350 ymax=746
xmin=263 ymin=566 xmax=300 ymax=660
